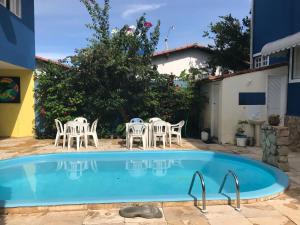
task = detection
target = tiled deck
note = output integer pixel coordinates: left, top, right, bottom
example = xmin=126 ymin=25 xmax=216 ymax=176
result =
xmin=0 ymin=137 xmax=299 ymax=225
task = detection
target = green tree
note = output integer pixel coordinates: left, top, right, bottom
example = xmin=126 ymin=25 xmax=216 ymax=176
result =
xmin=204 ymin=14 xmax=250 ymax=72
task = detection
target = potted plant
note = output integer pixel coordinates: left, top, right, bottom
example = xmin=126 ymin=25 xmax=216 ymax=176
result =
xmin=268 ymin=114 xmax=280 ymax=126
xmin=201 ymin=128 xmax=210 ymax=142
xmin=235 ymin=120 xmax=248 ymax=147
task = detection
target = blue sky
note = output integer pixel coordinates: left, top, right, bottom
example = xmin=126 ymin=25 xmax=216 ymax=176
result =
xmin=35 ymin=0 xmax=251 ymax=60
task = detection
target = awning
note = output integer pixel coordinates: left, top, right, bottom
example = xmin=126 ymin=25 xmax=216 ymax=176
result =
xmin=261 ymin=31 xmax=300 ymax=56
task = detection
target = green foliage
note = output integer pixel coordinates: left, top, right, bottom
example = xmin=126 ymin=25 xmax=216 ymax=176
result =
xmin=204 ymin=14 xmax=250 ymax=72
xmin=35 ymin=0 xmax=207 ymax=138
xmin=35 ymin=62 xmax=84 ymax=138
xmin=179 ymin=67 xmax=210 ymax=81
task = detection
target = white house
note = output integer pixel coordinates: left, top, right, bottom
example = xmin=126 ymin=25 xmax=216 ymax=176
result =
xmin=202 ymin=63 xmax=288 ymax=144
xmin=152 ymin=44 xmax=211 ymax=77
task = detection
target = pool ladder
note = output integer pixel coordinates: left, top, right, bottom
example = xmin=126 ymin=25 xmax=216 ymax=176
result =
xmin=188 ymin=171 xmax=207 ymax=213
xmin=189 ymin=170 xmax=241 ymax=212
xmin=219 ymin=170 xmax=241 ymax=211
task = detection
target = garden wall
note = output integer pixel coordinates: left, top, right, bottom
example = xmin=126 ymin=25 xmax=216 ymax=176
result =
xmin=285 ymin=115 xmax=300 ymax=152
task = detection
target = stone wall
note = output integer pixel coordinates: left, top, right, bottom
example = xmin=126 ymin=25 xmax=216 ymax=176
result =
xmin=285 ymin=115 xmax=300 ymax=152
xmin=261 ymin=125 xmax=289 ymax=172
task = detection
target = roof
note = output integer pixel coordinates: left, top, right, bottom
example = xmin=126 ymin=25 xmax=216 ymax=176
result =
xmin=153 ymin=43 xmax=211 ymax=57
xmin=35 ymin=56 xmax=70 ymax=68
xmin=261 ymin=31 xmax=300 ymax=56
xmin=203 ymin=63 xmax=288 ymax=82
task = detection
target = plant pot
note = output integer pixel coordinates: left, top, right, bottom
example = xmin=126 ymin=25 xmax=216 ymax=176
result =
xmin=201 ymin=131 xmax=209 ymax=142
xmin=268 ymin=115 xmax=280 ymax=126
xmin=236 ymin=137 xmax=247 ymax=147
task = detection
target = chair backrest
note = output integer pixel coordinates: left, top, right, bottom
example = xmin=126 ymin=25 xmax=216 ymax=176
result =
xmin=55 ymin=119 xmax=64 ymax=134
xmin=128 ymin=123 xmax=146 ymax=136
xmin=149 ymin=117 xmax=162 ymax=123
xmin=74 ymin=117 xmax=87 ymax=123
xmin=129 ymin=118 xmax=144 ymax=123
xmin=68 ymin=122 xmax=82 ymax=135
xmin=90 ymin=119 xmax=98 ymax=133
xmin=172 ymin=120 xmax=185 ymax=133
xmin=153 ymin=121 xmax=167 ymax=135
xmin=178 ymin=120 xmax=185 ymax=128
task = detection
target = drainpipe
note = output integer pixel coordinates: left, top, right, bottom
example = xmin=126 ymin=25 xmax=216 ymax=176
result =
xmin=250 ymin=0 xmax=255 ymax=69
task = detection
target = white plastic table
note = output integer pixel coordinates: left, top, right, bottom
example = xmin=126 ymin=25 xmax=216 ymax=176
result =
xmin=64 ymin=121 xmax=89 ymax=149
xmin=125 ymin=122 xmax=172 ymax=149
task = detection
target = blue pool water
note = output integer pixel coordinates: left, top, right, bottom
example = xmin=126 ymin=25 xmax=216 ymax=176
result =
xmin=0 ymin=151 xmax=288 ymax=207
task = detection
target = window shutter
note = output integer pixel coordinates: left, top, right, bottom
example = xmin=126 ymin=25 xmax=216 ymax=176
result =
xmin=0 ymin=0 xmax=6 ymax=7
xmin=293 ymin=47 xmax=300 ymax=80
xmin=10 ymin=0 xmax=21 ymax=18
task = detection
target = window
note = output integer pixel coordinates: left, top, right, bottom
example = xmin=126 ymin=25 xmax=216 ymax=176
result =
xmin=9 ymin=0 xmax=21 ymax=18
xmin=254 ymin=55 xmax=269 ymax=68
xmin=291 ymin=47 xmax=300 ymax=81
xmin=0 ymin=0 xmax=6 ymax=7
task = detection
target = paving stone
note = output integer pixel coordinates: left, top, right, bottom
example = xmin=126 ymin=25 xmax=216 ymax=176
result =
xmin=41 ymin=211 xmax=86 ymax=225
xmin=204 ymin=205 xmax=252 ymax=225
xmin=268 ymin=198 xmax=300 ymax=224
xmin=240 ymin=202 xmax=282 ymax=218
xmin=206 ymin=215 xmax=252 ymax=225
xmin=163 ymin=206 xmax=209 ymax=225
xmin=83 ymin=209 xmax=124 ymax=225
xmin=247 ymin=216 xmax=295 ymax=225
xmin=0 ymin=213 xmax=45 ymax=225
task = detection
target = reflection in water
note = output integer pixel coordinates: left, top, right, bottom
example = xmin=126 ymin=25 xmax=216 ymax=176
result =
xmin=125 ymin=160 xmax=149 ymax=178
xmin=56 ymin=160 xmax=98 ymax=180
xmin=126 ymin=159 xmax=182 ymax=177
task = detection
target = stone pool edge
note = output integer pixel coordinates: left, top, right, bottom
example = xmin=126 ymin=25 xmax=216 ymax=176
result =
xmin=0 ymin=191 xmax=285 ymax=215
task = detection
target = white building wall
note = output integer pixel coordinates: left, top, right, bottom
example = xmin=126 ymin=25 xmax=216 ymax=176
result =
xmin=202 ymin=66 xmax=288 ymax=144
xmin=152 ymin=49 xmax=210 ymax=77
xmin=219 ymin=66 xmax=288 ymax=144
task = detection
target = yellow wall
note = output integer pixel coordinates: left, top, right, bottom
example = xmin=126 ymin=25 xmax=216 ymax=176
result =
xmin=0 ymin=69 xmax=35 ymax=137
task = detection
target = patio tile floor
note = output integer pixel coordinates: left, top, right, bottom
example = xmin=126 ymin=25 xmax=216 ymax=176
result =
xmin=0 ymin=137 xmax=299 ymax=225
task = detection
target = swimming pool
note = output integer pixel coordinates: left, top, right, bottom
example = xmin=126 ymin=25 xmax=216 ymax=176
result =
xmin=0 ymin=151 xmax=288 ymax=207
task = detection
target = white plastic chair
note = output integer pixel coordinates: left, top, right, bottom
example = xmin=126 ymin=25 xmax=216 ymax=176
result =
xmin=67 ymin=122 xmax=85 ymax=151
xmin=74 ymin=117 xmax=88 ymax=123
xmin=170 ymin=120 xmax=185 ymax=146
xmin=54 ymin=119 xmax=66 ymax=147
xmin=129 ymin=118 xmax=144 ymax=123
xmin=149 ymin=117 xmax=162 ymax=123
xmin=152 ymin=121 xmax=167 ymax=149
xmin=86 ymin=119 xmax=99 ymax=147
xmin=128 ymin=123 xmax=147 ymax=149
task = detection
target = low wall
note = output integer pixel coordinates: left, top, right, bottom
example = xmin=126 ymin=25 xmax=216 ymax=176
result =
xmin=261 ymin=125 xmax=289 ymax=171
xmin=285 ymin=115 xmax=300 ymax=152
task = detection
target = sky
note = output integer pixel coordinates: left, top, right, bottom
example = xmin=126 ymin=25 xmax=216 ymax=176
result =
xmin=35 ymin=0 xmax=251 ymax=60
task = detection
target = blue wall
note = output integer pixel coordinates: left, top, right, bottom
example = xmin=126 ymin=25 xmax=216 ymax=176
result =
xmin=287 ymin=83 xmax=300 ymax=116
xmin=253 ymin=0 xmax=300 ymax=117
xmin=0 ymin=0 xmax=35 ymax=70
xmin=253 ymin=0 xmax=300 ymax=55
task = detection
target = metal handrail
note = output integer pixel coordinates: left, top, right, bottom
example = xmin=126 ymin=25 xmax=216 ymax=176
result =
xmin=188 ymin=171 xmax=207 ymax=212
xmin=219 ymin=170 xmax=241 ymax=211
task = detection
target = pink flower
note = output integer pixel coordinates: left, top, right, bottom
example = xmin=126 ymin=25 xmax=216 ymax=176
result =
xmin=40 ymin=107 xmax=46 ymax=117
xmin=144 ymin=22 xmax=153 ymax=28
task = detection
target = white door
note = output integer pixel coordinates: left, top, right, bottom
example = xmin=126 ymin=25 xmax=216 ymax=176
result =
xmin=211 ymin=84 xmax=220 ymax=139
xmin=267 ymin=75 xmax=287 ymax=123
